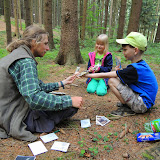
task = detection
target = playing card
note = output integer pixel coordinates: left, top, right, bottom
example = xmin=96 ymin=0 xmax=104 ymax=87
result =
xmin=96 ymin=115 xmax=110 ymax=126
xmin=81 ymin=119 xmax=91 ymax=128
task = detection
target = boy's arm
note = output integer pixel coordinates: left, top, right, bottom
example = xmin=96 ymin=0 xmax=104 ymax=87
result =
xmin=84 ymin=71 xmax=117 ymax=78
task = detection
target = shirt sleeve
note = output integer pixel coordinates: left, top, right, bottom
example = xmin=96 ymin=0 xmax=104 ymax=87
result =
xmin=99 ymin=54 xmax=113 ymax=72
xmin=8 ymin=58 xmax=72 ymax=111
xmin=116 ymin=65 xmax=138 ymax=84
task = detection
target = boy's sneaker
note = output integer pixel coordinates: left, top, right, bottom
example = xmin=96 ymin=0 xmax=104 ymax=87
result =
xmin=116 ymin=102 xmax=129 ymax=108
xmin=110 ymin=106 xmax=136 ymax=117
xmin=116 ymin=102 xmax=123 ymax=107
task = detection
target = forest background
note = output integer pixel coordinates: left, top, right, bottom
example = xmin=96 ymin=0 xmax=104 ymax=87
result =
xmin=1 ymin=0 xmax=160 ymax=65
xmin=0 ymin=0 xmax=160 ymax=160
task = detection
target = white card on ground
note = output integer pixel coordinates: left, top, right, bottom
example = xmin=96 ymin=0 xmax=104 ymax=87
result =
xmin=81 ymin=119 xmax=91 ymax=128
xmin=40 ymin=132 xmax=58 ymax=143
xmin=96 ymin=115 xmax=110 ymax=126
xmin=28 ymin=141 xmax=48 ymax=156
xmin=51 ymin=141 xmax=70 ymax=152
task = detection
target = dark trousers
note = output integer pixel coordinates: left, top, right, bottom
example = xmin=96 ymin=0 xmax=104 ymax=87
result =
xmin=24 ymin=107 xmax=78 ymax=133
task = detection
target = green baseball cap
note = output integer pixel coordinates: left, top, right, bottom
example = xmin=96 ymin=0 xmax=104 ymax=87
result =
xmin=116 ymin=32 xmax=147 ymax=51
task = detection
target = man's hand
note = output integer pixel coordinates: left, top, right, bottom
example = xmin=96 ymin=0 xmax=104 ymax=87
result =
xmin=71 ymin=97 xmax=83 ymax=109
xmin=62 ymin=74 xmax=77 ymax=85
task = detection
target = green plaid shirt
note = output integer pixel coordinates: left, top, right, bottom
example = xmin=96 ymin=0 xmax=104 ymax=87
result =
xmin=8 ymin=58 xmax=72 ymax=111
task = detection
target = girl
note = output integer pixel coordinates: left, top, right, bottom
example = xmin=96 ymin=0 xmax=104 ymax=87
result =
xmin=86 ymin=34 xmax=113 ymax=96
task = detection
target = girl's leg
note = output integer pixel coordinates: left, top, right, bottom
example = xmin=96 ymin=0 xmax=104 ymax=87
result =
xmin=87 ymin=79 xmax=98 ymax=93
xmin=96 ymin=79 xmax=107 ymax=96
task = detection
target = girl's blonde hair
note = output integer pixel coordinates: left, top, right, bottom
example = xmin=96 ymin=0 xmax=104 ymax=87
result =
xmin=6 ymin=25 xmax=48 ymax=52
xmin=95 ymin=34 xmax=109 ymax=55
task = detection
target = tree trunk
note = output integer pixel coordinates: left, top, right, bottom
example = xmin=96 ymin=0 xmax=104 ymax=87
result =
xmin=103 ymin=0 xmax=109 ymax=34
xmin=30 ymin=0 xmax=33 ymax=24
xmin=81 ymin=0 xmax=87 ymax=41
xmin=110 ymin=0 xmax=117 ymax=38
xmin=24 ymin=0 xmax=32 ymax=27
xmin=117 ymin=0 xmax=127 ymax=39
xmin=79 ymin=0 xmax=83 ymax=38
xmin=0 ymin=0 xmax=4 ymax=15
xmin=57 ymin=0 xmax=61 ymax=26
xmin=44 ymin=0 xmax=55 ymax=50
xmin=90 ymin=0 xmax=95 ymax=38
xmin=55 ymin=0 xmax=84 ymax=65
xmin=53 ymin=0 xmax=57 ymax=27
xmin=155 ymin=16 xmax=160 ymax=43
xmin=100 ymin=0 xmax=104 ymax=33
xmin=108 ymin=0 xmax=113 ymax=38
xmin=127 ymin=0 xmax=142 ymax=34
xmin=17 ymin=0 xmax=22 ymax=31
xmin=35 ymin=0 xmax=39 ymax=23
xmin=13 ymin=0 xmax=20 ymax=38
xmin=4 ymin=0 xmax=12 ymax=44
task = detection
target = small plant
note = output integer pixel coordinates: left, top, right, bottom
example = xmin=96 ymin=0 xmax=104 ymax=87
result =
xmin=103 ymin=136 xmax=109 ymax=142
xmin=124 ymin=138 xmax=129 ymax=144
xmin=80 ymin=149 xmax=85 ymax=157
xmin=97 ymin=134 xmax=102 ymax=139
xmin=104 ymin=145 xmax=113 ymax=152
xmin=109 ymin=124 xmax=114 ymax=127
xmin=88 ymin=147 xmax=99 ymax=156
xmin=108 ymin=132 xmax=113 ymax=136
xmin=92 ymin=138 xmax=99 ymax=142
xmin=114 ymin=132 xmax=118 ymax=136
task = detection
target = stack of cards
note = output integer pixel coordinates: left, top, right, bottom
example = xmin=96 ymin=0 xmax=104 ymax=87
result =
xmin=96 ymin=115 xmax=110 ymax=126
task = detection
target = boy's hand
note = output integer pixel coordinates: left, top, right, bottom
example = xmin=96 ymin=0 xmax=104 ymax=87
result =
xmin=115 ymin=66 xmax=120 ymax=71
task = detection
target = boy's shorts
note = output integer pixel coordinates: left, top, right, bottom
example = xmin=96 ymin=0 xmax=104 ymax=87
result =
xmin=117 ymin=82 xmax=148 ymax=113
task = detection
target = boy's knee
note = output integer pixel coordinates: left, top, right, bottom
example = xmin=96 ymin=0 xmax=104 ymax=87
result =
xmin=108 ymin=78 xmax=115 ymax=86
xmin=108 ymin=78 xmax=120 ymax=88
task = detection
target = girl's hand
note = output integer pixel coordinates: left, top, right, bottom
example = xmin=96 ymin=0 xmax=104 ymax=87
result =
xmin=94 ymin=65 xmax=99 ymax=72
xmin=88 ymin=66 xmax=94 ymax=72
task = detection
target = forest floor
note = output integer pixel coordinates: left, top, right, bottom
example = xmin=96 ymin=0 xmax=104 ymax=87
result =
xmin=0 ymin=19 xmax=160 ymax=160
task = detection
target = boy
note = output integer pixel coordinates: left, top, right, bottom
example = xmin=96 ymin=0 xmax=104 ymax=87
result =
xmin=84 ymin=32 xmax=158 ymax=117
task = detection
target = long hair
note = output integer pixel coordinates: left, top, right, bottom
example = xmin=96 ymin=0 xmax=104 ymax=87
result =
xmin=6 ymin=25 xmax=48 ymax=52
xmin=95 ymin=34 xmax=109 ymax=55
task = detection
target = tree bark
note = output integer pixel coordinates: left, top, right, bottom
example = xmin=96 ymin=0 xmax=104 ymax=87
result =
xmin=13 ymin=0 xmax=20 ymax=38
xmin=81 ymin=0 xmax=87 ymax=41
xmin=44 ymin=0 xmax=55 ymax=49
xmin=117 ymin=0 xmax=127 ymax=39
xmin=103 ymin=0 xmax=109 ymax=34
xmin=4 ymin=0 xmax=12 ymax=44
xmin=0 ymin=0 xmax=4 ymax=15
xmin=17 ymin=0 xmax=22 ymax=30
xmin=108 ymin=0 xmax=113 ymax=38
xmin=24 ymin=0 xmax=32 ymax=27
xmin=127 ymin=0 xmax=142 ymax=34
xmin=155 ymin=16 xmax=160 ymax=43
xmin=55 ymin=0 xmax=84 ymax=65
